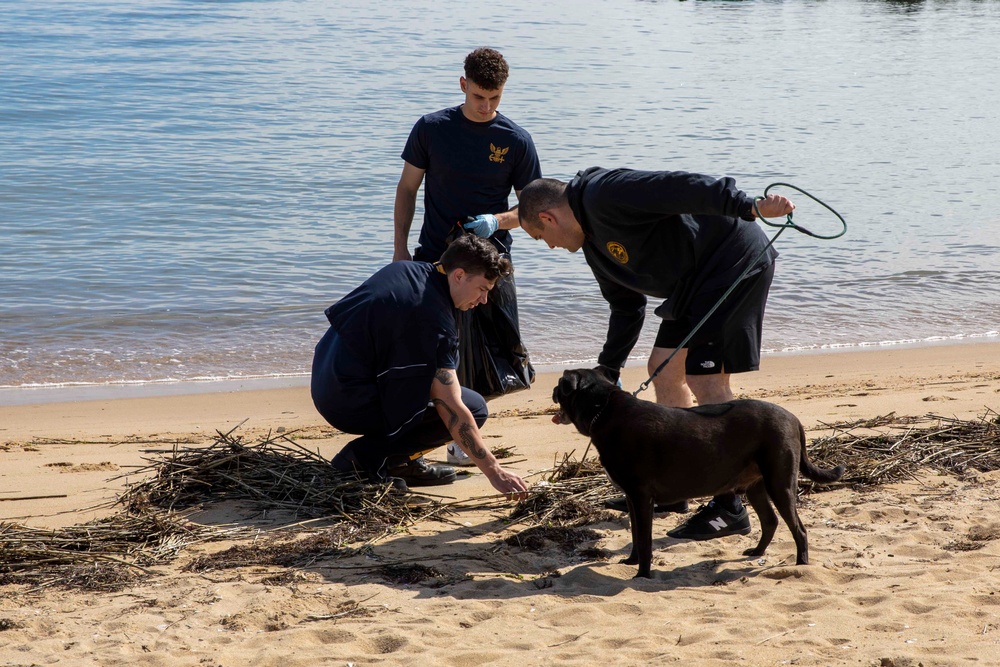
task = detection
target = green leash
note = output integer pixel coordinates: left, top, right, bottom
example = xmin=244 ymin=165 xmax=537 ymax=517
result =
xmin=632 ymin=183 xmax=846 ymax=398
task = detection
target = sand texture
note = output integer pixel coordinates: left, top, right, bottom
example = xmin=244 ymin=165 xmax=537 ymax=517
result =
xmin=3 ymin=343 xmax=1000 ymax=666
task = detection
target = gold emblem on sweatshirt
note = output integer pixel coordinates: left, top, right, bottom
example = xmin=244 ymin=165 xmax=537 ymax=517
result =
xmin=607 ymin=241 xmax=629 ymax=264
xmin=489 ymin=143 xmax=509 ymax=163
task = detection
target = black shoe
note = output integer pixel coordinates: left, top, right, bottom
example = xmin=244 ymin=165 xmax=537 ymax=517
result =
xmin=603 ymin=496 xmax=689 ymax=514
xmin=386 ymin=456 xmax=457 ymax=487
xmin=331 ymin=450 xmax=409 ymax=493
xmin=666 ymin=500 xmax=751 ymax=541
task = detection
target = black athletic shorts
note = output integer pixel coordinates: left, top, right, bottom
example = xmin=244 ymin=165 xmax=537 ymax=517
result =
xmin=653 ymin=262 xmax=775 ymax=376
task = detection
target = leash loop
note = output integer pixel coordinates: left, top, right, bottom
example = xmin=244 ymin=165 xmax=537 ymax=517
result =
xmin=754 ymin=182 xmax=846 ymax=240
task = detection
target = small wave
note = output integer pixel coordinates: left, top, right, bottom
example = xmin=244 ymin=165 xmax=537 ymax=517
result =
xmin=0 ymin=371 xmax=310 ymax=392
xmin=762 ymin=331 xmax=999 ymax=355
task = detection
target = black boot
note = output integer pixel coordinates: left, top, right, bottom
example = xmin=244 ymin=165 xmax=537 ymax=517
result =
xmin=331 ymin=446 xmax=409 ymax=492
xmin=386 ymin=455 xmax=457 ymax=487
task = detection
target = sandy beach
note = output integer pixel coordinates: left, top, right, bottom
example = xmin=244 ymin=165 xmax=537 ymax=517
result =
xmin=3 ymin=342 xmax=1000 ymax=666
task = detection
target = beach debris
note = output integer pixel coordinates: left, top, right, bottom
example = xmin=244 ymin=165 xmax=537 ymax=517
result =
xmin=182 ymin=522 xmax=413 ymax=573
xmin=943 ymin=522 xmax=1000 ymax=552
xmin=0 ymin=511 xmax=220 ymax=591
xmin=376 ymin=563 xmax=442 ymax=585
xmin=117 ymin=425 xmax=448 ymax=526
xmin=0 ymin=618 xmax=25 ymax=631
xmin=490 ymin=444 xmax=518 ymax=459
xmin=2 ymin=426 xmax=454 ymax=590
xmin=7 ymin=411 xmax=999 ymax=591
xmin=506 ymin=451 xmax=619 ymax=528
xmin=0 ymin=494 xmax=69 ymax=503
xmin=805 ymin=410 xmax=1000 ymax=490
xmin=303 ymin=597 xmax=382 ymax=623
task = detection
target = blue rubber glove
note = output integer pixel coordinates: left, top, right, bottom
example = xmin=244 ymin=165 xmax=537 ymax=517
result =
xmin=463 ymin=214 xmax=499 ymax=238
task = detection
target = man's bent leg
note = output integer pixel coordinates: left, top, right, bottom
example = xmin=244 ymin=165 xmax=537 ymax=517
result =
xmin=405 ymin=387 xmax=488 ymax=451
xmin=383 ymin=387 xmax=488 ymax=486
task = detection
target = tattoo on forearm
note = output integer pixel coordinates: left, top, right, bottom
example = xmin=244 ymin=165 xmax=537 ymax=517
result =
xmin=430 ymin=398 xmax=460 ymax=429
xmin=434 ymin=369 xmax=455 ymax=385
xmin=458 ymin=422 xmax=488 ymax=459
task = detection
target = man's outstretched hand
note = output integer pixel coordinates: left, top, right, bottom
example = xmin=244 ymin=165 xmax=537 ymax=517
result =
xmin=486 ymin=468 xmax=529 ymax=501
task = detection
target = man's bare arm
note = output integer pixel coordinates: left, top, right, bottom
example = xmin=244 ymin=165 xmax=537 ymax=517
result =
xmin=430 ymin=368 xmax=527 ymax=497
xmin=393 ymin=162 xmax=426 ymax=262
xmin=494 ymin=190 xmax=524 ymax=230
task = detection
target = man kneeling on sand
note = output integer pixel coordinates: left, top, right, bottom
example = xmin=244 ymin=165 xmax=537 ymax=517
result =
xmin=311 ymin=234 xmax=528 ymax=498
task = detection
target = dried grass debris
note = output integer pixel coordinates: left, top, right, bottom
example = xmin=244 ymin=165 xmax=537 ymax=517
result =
xmin=806 ymin=410 xmax=1000 ymax=490
xmin=377 ymin=563 xmax=442 ymax=585
xmin=117 ymin=426 xmax=424 ymax=523
xmin=507 ymin=451 xmax=619 ymax=528
xmin=0 ymin=511 xmax=216 ymax=591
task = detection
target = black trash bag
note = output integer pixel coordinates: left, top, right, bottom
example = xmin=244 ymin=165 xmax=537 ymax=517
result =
xmin=455 ymin=271 xmax=535 ymax=400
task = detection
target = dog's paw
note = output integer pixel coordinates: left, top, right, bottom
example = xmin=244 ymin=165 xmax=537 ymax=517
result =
xmin=621 ymin=555 xmax=639 ymax=565
xmin=743 ymin=547 xmax=766 ymax=557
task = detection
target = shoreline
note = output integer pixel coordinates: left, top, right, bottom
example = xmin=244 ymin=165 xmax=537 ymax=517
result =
xmin=3 ymin=340 xmax=999 ymax=446
xmin=3 ymin=336 xmax=998 ymax=408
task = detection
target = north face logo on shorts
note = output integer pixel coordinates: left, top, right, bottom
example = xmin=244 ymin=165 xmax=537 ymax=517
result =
xmin=700 ymin=361 xmax=716 ymax=369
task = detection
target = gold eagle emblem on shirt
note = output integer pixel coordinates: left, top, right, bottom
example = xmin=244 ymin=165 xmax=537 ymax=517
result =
xmin=607 ymin=241 xmax=629 ymax=264
xmin=489 ymin=143 xmax=509 ymax=163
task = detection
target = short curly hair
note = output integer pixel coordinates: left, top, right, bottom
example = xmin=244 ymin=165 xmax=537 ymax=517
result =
xmin=440 ymin=234 xmax=512 ymax=282
xmin=464 ymin=47 xmax=509 ymax=90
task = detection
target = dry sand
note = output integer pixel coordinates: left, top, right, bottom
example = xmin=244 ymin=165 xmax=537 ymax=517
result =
xmin=2 ymin=342 xmax=1000 ymax=666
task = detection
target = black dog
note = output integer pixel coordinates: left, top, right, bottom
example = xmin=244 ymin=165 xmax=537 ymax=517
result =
xmin=552 ymin=368 xmax=845 ymax=578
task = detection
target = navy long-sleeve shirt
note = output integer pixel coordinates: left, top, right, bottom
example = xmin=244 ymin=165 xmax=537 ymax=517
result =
xmin=313 ymin=261 xmax=459 ymax=437
xmin=566 ymin=167 xmax=778 ymax=369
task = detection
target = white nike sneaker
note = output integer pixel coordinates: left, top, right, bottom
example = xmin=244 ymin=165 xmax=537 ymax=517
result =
xmin=446 ymin=442 xmax=474 ymax=467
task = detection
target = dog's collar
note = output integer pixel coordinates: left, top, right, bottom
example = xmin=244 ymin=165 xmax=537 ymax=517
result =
xmin=587 ymin=394 xmax=613 ymax=435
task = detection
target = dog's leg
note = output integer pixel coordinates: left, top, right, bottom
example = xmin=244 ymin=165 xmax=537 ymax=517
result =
xmin=743 ymin=481 xmax=777 ymax=558
xmin=622 ymin=495 xmax=639 ymax=566
xmin=624 ymin=494 xmax=655 ymax=578
xmin=765 ymin=474 xmax=809 ymax=565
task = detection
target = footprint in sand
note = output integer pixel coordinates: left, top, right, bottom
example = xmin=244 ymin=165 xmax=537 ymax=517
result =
xmin=921 ymin=395 xmax=957 ymax=402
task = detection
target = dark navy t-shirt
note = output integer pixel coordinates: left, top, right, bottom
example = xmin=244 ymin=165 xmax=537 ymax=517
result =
xmin=401 ymin=106 xmax=541 ymax=261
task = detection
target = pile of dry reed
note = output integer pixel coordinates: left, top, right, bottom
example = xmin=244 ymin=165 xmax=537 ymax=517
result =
xmin=117 ymin=425 xmax=444 ymax=525
xmin=805 ymin=410 xmax=1000 ymax=489
xmin=0 ymin=511 xmax=219 ymax=591
xmin=506 ymin=450 xmax=618 ymax=528
xmin=2 ymin=426 xmax=451 ymax=589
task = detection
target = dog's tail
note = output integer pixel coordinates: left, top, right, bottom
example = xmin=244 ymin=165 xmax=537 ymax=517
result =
xmin=798 ymin=423 xmax=846 ymax=483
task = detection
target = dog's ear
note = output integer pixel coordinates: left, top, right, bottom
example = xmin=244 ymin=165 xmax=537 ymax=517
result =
xmin=553 ymin=370 xmax=580 ymax=405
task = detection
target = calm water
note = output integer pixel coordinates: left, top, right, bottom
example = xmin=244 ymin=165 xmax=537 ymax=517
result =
xmin=2 ymin=0 xmax=999 ymax=402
